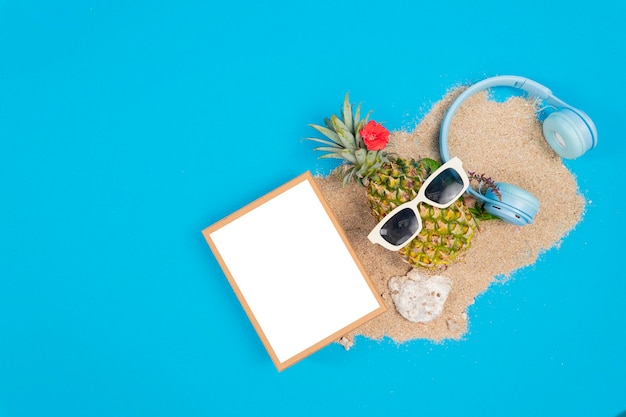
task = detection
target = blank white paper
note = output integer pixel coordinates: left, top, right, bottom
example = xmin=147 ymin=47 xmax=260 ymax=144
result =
xmin=208 ymin=176 xmax=382 ymax=366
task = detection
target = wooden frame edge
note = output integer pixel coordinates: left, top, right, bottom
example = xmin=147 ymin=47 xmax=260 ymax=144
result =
xmin=201 ymin=171 xmax=386 ymax=372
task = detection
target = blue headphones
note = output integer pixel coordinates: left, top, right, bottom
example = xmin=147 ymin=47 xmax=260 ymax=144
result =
xmin=439 ymin=75 xmax=597 ymax=226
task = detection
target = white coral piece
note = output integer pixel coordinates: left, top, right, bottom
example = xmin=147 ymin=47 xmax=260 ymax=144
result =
xmin=388 ymin=269 xmax=452 ymax=323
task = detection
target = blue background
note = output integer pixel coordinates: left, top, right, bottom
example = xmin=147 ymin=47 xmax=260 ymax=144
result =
xmin=1 ymin=1 xmax=625 ymax=416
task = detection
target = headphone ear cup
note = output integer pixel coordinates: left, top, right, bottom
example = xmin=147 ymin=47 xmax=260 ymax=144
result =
xmin=483 ymin=182 xmax=540 ymax=226
xmin=543 ymin=108 xmax=595 ymax=159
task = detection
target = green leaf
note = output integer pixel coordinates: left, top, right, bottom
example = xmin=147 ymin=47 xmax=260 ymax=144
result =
xmin=339 ymin=149 xmax=357 ymax=164
xmin=318 ymin=150 xmax=356 ymax=165
xmin=356 ymin=163 xmax=369 ymax=178
xmin=342 ymin=93 xmax=353 ymax=132
xmin=469 ymin=204 xmax=501 ymax=222
xmin=420 ymin=157 xmax=442 ymax=175
xmin=361 ymin=109 xmax=372 ymax=125
xmin=318 ymin=152 xmax=344 ymax=160
xmin=331 ymin=115 xmax=356 ymax=149
xmin=354 ymin=148 xmax=367 ymax=165
xmin=341 ymin=166 xmax=355 ymax=186
xmin=313 ymin=146 xmax=344 ymax=154
xmin=354 ymin=117 xmax=369 ymax=148
xmin=303 ymin=137 xmax=340 ymax=147
xmin=365 ymin=150 xmax=378 ymax=166
xmin=353 ymin=103 xmax=361 ymax=127
xmin=355 ymin=131 xmax=364 ymax=148
xmin=309 ymin=123 xmax=343 ymax=146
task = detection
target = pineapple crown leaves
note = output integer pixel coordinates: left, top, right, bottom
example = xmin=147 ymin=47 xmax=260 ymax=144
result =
xmin=304 ymin=93 xmax=389 ymax=187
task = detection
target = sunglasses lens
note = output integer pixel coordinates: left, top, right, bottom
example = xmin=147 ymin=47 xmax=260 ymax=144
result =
xmin=379 ymin=208 xmax=419 ymax=246
xmin=425 ymin=168 xmax=465 ymax=205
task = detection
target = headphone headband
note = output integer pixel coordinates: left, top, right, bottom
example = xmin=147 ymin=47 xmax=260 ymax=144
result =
xmin=440 ymin=75 xmax=569 ymax=162
xmin=440 ymin=76 xmax=556 ymax=206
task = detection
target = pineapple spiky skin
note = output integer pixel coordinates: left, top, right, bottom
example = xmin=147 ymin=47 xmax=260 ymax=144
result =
xmin=306 ymin=93 xmax=478 ymax=269
xmin=367 ymin=157 xmax=477 ymax=269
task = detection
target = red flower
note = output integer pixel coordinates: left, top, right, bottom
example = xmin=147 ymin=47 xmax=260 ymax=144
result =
xmin=360 ymin=120 xmax=389 ymax=151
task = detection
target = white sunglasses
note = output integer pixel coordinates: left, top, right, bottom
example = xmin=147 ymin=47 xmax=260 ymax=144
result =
xmin=367 ymin=157 xmax=470 ymax=251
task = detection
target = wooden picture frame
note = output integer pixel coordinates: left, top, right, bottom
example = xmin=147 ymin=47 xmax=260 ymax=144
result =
xmin=202 ymin=172 xmax=386 ymax=371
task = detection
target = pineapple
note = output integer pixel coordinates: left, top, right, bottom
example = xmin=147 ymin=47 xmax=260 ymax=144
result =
xmin=306 ymin=93 xmax=478 ymax=269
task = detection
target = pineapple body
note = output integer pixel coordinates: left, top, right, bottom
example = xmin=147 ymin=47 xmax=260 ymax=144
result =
xmin=367 ymin=158 xmax=477 ymax=269
xmin=306 ymin=93 xmax=478 ymax=269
